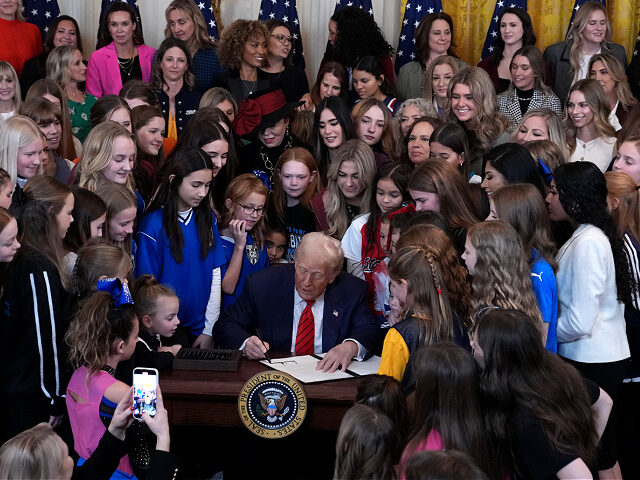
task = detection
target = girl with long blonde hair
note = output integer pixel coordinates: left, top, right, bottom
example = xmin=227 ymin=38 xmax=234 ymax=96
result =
xmin=489 ymin=184 xmax=558 ymax=352
xmin=313 ymin=139 xmax=375 ymax=239
xmin=462 ymin=221 xmax=545 ymax=342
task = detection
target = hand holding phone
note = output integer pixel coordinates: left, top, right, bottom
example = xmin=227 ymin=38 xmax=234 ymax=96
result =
xmin=132 ymin=367 xmax=158 ymax=419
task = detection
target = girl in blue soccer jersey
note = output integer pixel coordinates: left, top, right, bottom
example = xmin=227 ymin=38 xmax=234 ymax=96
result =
xmin=135 ymin=146 xmax=225 ymax=349
xmin=219 ymin=173 xmax=269 ymax=309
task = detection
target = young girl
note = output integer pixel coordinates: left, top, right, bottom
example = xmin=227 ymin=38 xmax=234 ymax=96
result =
xmin=116 ymin=274 xmax=181 ymax=382
xmin=398 ymin=343 xmax=498 ymax=480
xmin=352 ymin=97 xmax=398 ymax=165
xmin=429 ymin=122 xmax=474 ymax=182
xmin=0 ymin=62 xmax=20 ymax=120
xmin=352 ymin=56 xmax=399 ymax=115
xmin=408 ymin=160 xmax=479 ymax=254
xmin=612 ymin=135 xmax=640 ymax=183
xmin=65 ymin=290 xmax=138 ymax=479
xmin=73 ymin=238 xmax=133 ymax=301
xmin=0 ymin=176 xmax=73 ymax=442
xmin=77 ymin=122 xmax=137 ymax=196
xmin=220 ymin=174 xmax=269 ymax=309
xmin=377 ymin=242 xmax=471 ymax=390
xmin=20 ymin=98 xmax=75 ymax=184
xmin=342 ymin=162 xmax=411 ymax=288
xmin=312 ymin=139 xmax=376 ymax=239
xmin=131 ymin=105 xmax=166 ymax=204
xmin=489 ymin=183 xmax=559 ymax=352
xmin=270 ymin=147 xmax=319 ymax=261
xmin=333 ymin=404 xmax=401 ymax=480
xmin=264 ymin=222 xmax=289 ymax=265
xmin=97 ymin=183 xmax=138 ymax=258
xmin=136 ymin=146 xmax=225 ymax=349
xmin=462 ymin=221 xmax=546 ymax=342
xmin=63 ymin=187 xmax=107 ymax=275
xmin=472 ymin=309 xmax=612 ymax=479
xmin=0 ymin=169 xmax=13 ymax=210
xmin=24 ymin=79 xmax=77 ymax=161
xmin=565 ymin=79 xmax=616 ymax=172
xmin=0 ymin=115 xmax=46 ymax=204
xmin=89 ymin=95 xmax=132 ymax=132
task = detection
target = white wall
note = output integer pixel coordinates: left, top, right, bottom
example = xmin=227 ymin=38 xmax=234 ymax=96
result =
xmin=58 ymin=0 xmax=402 ymax=85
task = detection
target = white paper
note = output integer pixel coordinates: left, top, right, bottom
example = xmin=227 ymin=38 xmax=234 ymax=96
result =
xmin=260 ymin=355 xmax=382 ymax=384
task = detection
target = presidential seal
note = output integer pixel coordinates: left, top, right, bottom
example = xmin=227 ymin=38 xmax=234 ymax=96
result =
xmin=238 ymin=371 xmax=307 ymax=439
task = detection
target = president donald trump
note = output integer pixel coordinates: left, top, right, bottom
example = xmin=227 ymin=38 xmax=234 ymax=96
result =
xmin=213 ymin=233 xmax=379 ymax=372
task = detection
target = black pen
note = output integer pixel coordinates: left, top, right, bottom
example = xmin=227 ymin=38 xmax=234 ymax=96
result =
xmin=255 ymin=328 xmax=271 ymax=363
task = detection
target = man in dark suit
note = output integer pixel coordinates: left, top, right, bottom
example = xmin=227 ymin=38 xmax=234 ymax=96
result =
xmin=212 ymin=233 xmax=379 ymax=372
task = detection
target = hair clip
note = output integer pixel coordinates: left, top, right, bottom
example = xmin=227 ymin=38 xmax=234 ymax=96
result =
xmin=436 ymin=288 xmax=442 ymax=295
xmin=97 ymin=277 xmax=133 ymax=306
xmin=537 ymin=157 xmax=554 ymax=185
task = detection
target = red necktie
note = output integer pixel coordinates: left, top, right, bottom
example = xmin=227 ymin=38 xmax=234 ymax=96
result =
xmin=295 ymin=301 xmax=315 ymax=355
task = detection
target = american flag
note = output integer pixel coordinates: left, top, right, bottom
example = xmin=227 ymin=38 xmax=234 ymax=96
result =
xmin=480 ymin=0 xmax=527 ymax=60
xmin=566 ymin=0 xmax=605 ymax=37
xmin=100 ymin=0 xmax=143 ymax=39
xmin=334 ymin=0 xmax=373 ymax=15
xmin=192 ymin=0 xmax=220 ymax=40
xmin=258 ymin=0 xmax=305 ymax=69
xmin=395 ymin=0 xmax=443 ymax=74
xmin=22 ymin=0 xmax=60 ymax=41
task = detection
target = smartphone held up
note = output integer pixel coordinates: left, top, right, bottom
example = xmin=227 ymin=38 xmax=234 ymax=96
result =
xmin=133 ymin=367 xmax=158 ymax=419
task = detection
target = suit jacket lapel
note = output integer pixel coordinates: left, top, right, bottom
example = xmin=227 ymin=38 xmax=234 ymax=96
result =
xmin=321 ymin=283 xmax=343 ymax=351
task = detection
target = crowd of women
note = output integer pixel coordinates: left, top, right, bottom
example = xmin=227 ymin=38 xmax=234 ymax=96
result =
xmin=0 ymin=0 xmax=639 ymax=478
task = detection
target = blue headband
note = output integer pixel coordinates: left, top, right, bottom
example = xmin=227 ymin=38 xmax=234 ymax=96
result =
xmin=97 ymin=277 xmax=133 ymax=306
xmin=537 ymin=157 xmax=553 ymax=185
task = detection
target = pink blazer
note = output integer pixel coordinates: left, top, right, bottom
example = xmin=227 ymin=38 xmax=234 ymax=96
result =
xmin=86 ymin=42 xmax=156 ymax=98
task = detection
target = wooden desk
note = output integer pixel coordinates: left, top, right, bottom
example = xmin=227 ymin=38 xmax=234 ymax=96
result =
xmin=160 ymin=356 xmax=359 ymax=431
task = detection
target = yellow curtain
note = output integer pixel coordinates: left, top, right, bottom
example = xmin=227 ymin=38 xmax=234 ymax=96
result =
xmin=429 ymin=0 xmax=640 ymax=65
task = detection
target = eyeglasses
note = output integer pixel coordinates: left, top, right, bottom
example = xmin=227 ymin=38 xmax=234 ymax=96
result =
xmin=270 ymin=33 xmax=294 ymax=44
xmin=236 ymin=202 xmax=264 ymax=216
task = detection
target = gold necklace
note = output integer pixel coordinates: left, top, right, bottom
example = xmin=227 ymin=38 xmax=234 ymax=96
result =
xmin=259 ymin=132 xmax=292 ymax=178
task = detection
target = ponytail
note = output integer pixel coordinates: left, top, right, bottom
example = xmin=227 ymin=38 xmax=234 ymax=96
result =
xmin=132 ymin=274 xmax=178 ymax=322
xmin=65 ymin=291 xmax=136 ymax=373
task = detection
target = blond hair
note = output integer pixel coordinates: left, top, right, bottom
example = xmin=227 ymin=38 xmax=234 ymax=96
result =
xmin=46 ymin=45 xmax=77 ymax=89
xmin=0 ymin=61 xmax=21 ymax=113
xmin=567 ymin=1 xmax=612 ymax=81
xmin=588 ymin=53 xmax=637 ymax=110
xmin=164 ymin=0 xmax=216 ymax=51
xmin=422 ymin=55 xmax=459 ymax=102
xmin=564 ymin=79 xmax=616 ymax=154
xmin=0 ymin=115 xmax=43 ymax=185
xmin=0 ymin=423 xmax=65 ymax=479
xmin=445 ymin=67 xmax=508 ymax=148
xmin=605 ymin=171 xmax=640 ymax=240
xmin=467 ymin=221 xmax=543 ymax=325
xmin=77 ymin=122 xmax=136 ymax=193
xmin=325 ymin=140 xmax=375 ymax=238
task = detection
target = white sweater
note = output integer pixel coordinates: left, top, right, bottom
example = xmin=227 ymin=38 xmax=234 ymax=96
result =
xmin=556 ymin=224 xmax=630 ymax=363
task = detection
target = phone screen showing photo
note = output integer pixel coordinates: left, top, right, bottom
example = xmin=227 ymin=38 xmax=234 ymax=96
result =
xmin=133 ymin=370 xmax=157 ymax=419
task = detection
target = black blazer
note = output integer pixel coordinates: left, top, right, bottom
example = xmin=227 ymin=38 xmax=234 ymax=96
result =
xmin=544 ymin=39 xmax=627 ymax=102
xmin=213 ymin=264 xmax=379 ymax=354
